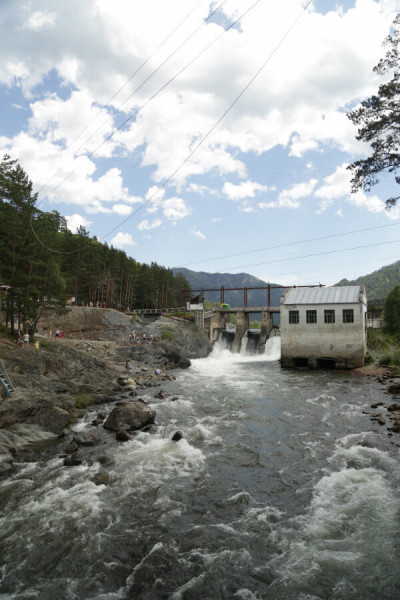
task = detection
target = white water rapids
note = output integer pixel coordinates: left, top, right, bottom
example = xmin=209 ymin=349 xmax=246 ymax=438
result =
xmin=0 ymin=337 xmax=399 ymax=599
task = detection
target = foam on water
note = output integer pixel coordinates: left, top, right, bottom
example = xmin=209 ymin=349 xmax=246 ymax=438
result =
xmin=264 ymin=436 xmax=400 ymax=598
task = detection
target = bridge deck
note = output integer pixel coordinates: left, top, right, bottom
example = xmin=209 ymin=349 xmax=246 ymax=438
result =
xmin=212 ymin=306 xmax=280 ymax=314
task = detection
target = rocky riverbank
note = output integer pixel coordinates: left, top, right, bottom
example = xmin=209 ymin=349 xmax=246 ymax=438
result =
xmin=0 ymin=308 xmax=211 ymax=474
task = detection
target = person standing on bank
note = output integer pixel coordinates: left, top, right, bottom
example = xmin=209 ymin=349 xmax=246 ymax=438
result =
xmin=23 ymin=331 xmax=30 ymax=348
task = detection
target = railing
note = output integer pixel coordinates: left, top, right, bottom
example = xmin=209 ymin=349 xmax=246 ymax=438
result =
xmin=0 ymin=358 xmax=14 ymax=397
xmin=132 ymin=307 xmax=186 ymax=316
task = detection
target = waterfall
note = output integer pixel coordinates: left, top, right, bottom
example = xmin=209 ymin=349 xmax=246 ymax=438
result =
xmin=240 ymin=332 xmax=248 ymax=355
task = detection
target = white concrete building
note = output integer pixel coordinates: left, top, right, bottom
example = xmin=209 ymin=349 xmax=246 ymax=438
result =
xmin=280 ymin=285 xmax=367 ymax=369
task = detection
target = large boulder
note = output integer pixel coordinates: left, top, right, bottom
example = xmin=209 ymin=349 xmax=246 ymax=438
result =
xmin=103 ymin=400 xmax=156 ymax=432
xmin=0 ymin=395 xmax=70 ymax=435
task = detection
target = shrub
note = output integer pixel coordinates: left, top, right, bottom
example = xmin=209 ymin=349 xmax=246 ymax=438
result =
xmin=75 ymin=394 xmax=93 ymax=409
xmin=367 ymin=329 xmax=391 ymax=351
xmin=161 ymin=330 xmax=174 ymax=340
xmin=40 ymin=340 xmax=50 ymax=348
xmin=379 ymin=352 xmax=393 ymax=366
xmin=364 ymin=352 xmax=374 ymax=365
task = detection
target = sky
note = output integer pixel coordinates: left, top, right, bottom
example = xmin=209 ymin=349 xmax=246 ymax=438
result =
xmin=1 ymin=0 xmax=399 ymax=288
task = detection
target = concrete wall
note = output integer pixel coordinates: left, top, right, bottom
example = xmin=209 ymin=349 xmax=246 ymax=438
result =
xmin=280 ymin=301 xmax=366 ymax=369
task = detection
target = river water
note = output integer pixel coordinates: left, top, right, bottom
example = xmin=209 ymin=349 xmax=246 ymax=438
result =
xmin=1 ymin=338 xmax=399 ymax=599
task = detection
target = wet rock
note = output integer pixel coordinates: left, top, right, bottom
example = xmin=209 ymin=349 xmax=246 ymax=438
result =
xmin=388 ymin=421 xmax=400 ymax=433
xmin=371 ymin=402 xmax=383 ymax=408
xmin=155 ymin=390 xmax=166 ymax=399
xmin=387 ymin=403 xmax=400 ymax=412
xmin=91 ymin=417 xmax=103 ymax=427
xmin=388 ymin=383 xmax=400 ymax=395
xmin=171 ymin=431 xmax=183 ymax=442
xmin=377 ymin=417 xmax=386 ymax=425
xmin=93 ymin=471 xmax=110 ymax=485
xmin=74 ymin=432 xmax=101 ymax=446
xmin=103 ymin=400 xmax=156 ymax=432
xmin=64 ymin=452 xmax=84 ymax=467
xmin=65 ymin=439 xmax=79 ymax=454
xmin=116 ymin=430 xmax=131 ymax=441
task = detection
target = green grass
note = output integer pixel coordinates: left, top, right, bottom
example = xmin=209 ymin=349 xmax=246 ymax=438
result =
xmin=378 ymin=349 xmax=400 ymax=367
xmin=364 ymin=352 xmax=374 ymax=365
xmin=161 ymin=330 xmax=175 ymax=340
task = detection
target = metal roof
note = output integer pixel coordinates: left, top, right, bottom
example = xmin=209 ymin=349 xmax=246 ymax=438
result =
xmin=282 ymin=286 xmax=363 ymax=305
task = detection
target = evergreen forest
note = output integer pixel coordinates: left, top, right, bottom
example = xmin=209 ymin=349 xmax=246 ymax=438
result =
xmin=0 ymin=155 xmax=191 ymax=334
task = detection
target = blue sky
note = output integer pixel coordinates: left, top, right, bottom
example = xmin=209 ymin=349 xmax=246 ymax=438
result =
xmin=0 ymin=0 xmax=399 ymax=287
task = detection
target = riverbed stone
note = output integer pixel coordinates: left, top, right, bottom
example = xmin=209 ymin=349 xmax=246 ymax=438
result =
xmin=103 ymin=400 xmax=156 ymax=431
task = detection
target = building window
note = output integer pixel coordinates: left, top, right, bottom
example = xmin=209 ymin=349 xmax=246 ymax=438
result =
xmin=306 ymin=310 xmax=317 ymax=324
xmin=289 ymin=310 xmax=299 ymax=324
xmin=343 ymin=309 xmax=354 ymax=323
xmin=324 ymin=309 xmax=335 ymax=324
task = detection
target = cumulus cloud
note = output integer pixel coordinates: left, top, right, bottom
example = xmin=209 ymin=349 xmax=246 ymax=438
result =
xmin=223 ymin=180 xmax=268 ymax=201
xmin=23 ymin=11 xmax=56 ymax=31
xmin=191 ymin=228 xmax=206 ymax=239
xmin=113 ymin=204 xmax=133 ymax=215
xmin=137 ymin=218 xmax=162 ymax=230
xmin=163 ymin=197 xmax=190 ymax=220
xmin=110 ymin=232 xmax=136 ymax=248
xmin=66 ymin=213 xmax=91 ymax=233
xmin=259 ymin=178 xmax=318 ymax=209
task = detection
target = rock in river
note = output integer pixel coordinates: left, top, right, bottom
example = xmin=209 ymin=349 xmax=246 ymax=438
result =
xmin=103 ymin=400 xmax=156 ymax=432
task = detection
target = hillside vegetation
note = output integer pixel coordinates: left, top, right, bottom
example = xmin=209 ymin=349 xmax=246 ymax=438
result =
xmin=173 ymin=267 xmax=284 ymax=307
xmin=336 ymin=260 xmax=400 ymax=301
xmin=0 ymin=156 xmax=191 ymax=335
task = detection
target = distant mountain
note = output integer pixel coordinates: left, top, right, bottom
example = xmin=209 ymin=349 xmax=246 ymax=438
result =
xmin=335 ymin=260 xmax=400 ymax=301
xmin=172 ymin=267 xmax=285 ymax=308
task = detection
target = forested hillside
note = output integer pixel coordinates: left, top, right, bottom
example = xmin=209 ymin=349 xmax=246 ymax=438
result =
xmin=0 ymin=156 xmax=190 ymax=334
xmin=335 ymin=261 xmax=400 ymax=301
xmin=172 ymin=267 xmax=284 ymax=307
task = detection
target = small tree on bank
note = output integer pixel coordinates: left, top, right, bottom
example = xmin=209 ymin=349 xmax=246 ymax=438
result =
xmin=347 ymin=14 xmax=400 ymax=208
xmin=384 ymin=284 xmax=400 ymax=330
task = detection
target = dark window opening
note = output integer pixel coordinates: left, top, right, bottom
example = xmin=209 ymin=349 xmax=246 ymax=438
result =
xmin=289 ymin=310 xmax=299 ymax=324
xmin=343 ymin=309 xmax=354 ymax=323
xmin=324 ymin=309 xmax=335 ymax=324
xmin=317 ymin=358 xmax=336 ymax=369
xmin=306 ymin=310 xmax=317 ymax=324
xmin=293 ymin=357 xmax=309 ymax=367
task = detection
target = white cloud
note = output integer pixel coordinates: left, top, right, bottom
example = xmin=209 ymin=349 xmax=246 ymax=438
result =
xmin=24 ymin=11 xmax=56 ymax=31
xmin=191 ymin=228 xmax=206 ymax=240
xmin=113 ymin=204 xmax=133 ymax=215
xmin=223 ymin=180 xmax=268 ymax=201
xmin=210 ymin=217 xmax=221 ymax=223
xmin=66 ymin=213 xmax=91 ymax=233
xmin=259 ymin=178 xmax=318 ymax=209
xmin=314 ymin=163 xmax=351 ymax=210
xmin=137 ymin=218 xmax=162 ymax=230
xmin=110 ymin=232 xmax=136 ymax=248
xmin=163 ymin=197 xmax=190 ymax=220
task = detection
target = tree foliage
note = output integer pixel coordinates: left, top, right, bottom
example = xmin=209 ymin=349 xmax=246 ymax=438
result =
xmin=347 ymin=14 xmax=400 ymax=208
xmin=384 ymin=284 xmax=400 ymax=330
xmin=0 ymin=156 xmax=191 ymax=334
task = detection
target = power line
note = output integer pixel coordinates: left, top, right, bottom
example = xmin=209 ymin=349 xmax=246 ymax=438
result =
xmin=32 ymin=0 xmax=212 ymax=197
xmin=34 ymin=0 xmax=230 ymax=200
xmin=30 ymin=0 xmax=267 ymax=254
xmin=223 ymin=238 xmax=400 ymax=272
xmin=97 ymin=0 xmax=313 ymax=243
xmin=259 ymin=254 xmax=400 ymax=283
xmin=44 ymin=0 xmax=262 ymax=205
xmin=30 ymin=0 xmax=313 ymax=257
xmin=177 ymin=221 xmax=400 ymax=267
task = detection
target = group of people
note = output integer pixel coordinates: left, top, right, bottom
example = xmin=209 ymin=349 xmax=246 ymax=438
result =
xmin=15 ymin=329 xmax=30 ymax=348
xmin=129 ymin=331 xmax=154 ymax=344
xmin=49 ymin=329 xmax=64 ymax=338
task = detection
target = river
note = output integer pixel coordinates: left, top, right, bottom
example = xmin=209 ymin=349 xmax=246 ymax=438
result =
xmin=0 ymin=338 xmax=399 ymax=599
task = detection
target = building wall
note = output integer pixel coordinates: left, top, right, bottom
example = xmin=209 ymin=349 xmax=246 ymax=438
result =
xmin=280 ymin=301 xmax=366 ymax=368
